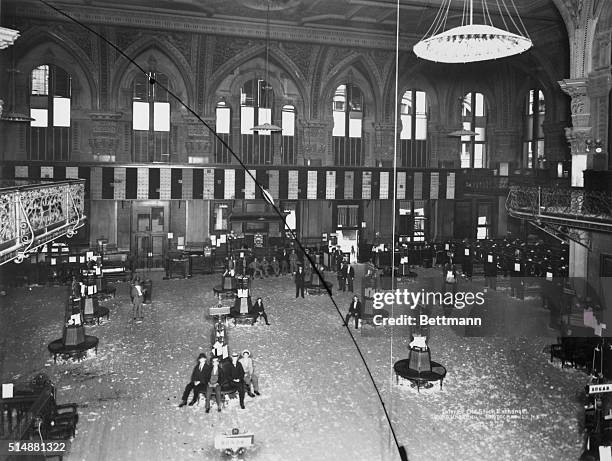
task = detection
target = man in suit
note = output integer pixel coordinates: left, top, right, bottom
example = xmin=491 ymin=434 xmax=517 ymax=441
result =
xmin=224 ymin=352 xmax=246 ymax=409
xmin=294 ymin=265 xmax=305 ymax=298
xmin=252 ymin=297 xmax=270 ymax=325
xmin=203 ymin=356 xmax=225 ymax=413
xmin=178 ymin=353 xmax=209 ymax=407
xmin=344 ymin=263 xmax=356 ymax=292
xmin=344 ymin=295 xmax=362 ymax=329
xmin=131 ymin=277 xmax=144 ymax=320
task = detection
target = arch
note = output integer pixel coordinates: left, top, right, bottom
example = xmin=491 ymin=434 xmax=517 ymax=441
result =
xmin=206 ymin=44 xmax=309 ymax=119
xmin=318 ymin=54 xmax=377 ymax=124
xmin=110 ymin=38 xmax=194 ymax=112
xmin=14 ymin=27 xmax=97 ymax=110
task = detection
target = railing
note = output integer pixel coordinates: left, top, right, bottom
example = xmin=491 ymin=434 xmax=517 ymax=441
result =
xmin=506 ymin=185 xmax=612 ymax=231
xmin=0 ymin=180 xmax=87 ymax=265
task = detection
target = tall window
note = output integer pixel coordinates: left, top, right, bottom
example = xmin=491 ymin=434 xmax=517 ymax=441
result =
xmin=282 ymin=104 xmax=296 ymax=164
xmin=28 ymin=64 xmax=71 ymax=161
xmin=215 ymin=101 xmax=231 ymax=163
xmin=460 ymin=92 xmax=487 ymax=168
xmin=132 ymin=71 xmax=170 ymax=162
xmin=523 ymin=89 xmax=545 ymax=169
xmin=240 ymin=78 xmax=274 ymax=164
xmin=333 ymin=84 xmax=363 ymax=166
xmin=212 ymin=202 xmax=230 ymax=231
xmin=400 ymin=89 xmax=428 ymax=167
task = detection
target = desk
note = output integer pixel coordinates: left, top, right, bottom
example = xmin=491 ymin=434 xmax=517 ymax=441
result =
xmin=83 ymin=305 xmax=110 ymax=325
xmin=48 ymin=336 xmax=99 ymax=364
xmin=394 ymin=358 xmax=446 ymax=392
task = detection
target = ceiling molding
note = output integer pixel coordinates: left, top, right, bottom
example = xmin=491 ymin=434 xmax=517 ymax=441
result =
xmin=17 ymin=3 xmax=415 ymax=51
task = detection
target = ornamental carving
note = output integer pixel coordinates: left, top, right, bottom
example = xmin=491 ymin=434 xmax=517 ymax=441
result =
xmin=280 ymin=42 xmax=311 ymax=79
xmin=212 ymin=36 xmax=257 ymax=71
xmin=0 ymin=194 xmax=16 ymax=244
xmin=571 ymin=95 xmax=586 ymax=114
xmin=564 ymin=126 xmax=591 ymax=154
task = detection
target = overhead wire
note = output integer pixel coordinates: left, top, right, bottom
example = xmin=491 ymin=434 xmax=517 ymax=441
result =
xmin=36 ymin=0 xmax=407 ymax=459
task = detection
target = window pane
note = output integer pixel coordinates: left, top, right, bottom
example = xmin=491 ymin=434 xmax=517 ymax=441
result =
xmin=333 ymin=111 xmax=345 ymax=137
xmin=31 ymin=65 xmax=49 ymax=96
xmin=348 ymin=116 xmax=362 ymax=138
xmin=474 ymin=144 xmax=484 ymax=168
xmin=461 ymin=121 xmax=472 ymax=141
xmin=400 ymin=114 xmax=412 ymax=139
xmin=401 ymin=91 xmax=412 ymax=115
xmin=53 ymin=97 xmax=71 ymax=127
xmin=460 ymin=144 xmax=470 ymax=168
xmin=241 ymin=106 xmax=255 ymax=134
xmin=258 ymin=107 xmax=272 ymax=136
xmin=216 ymin=106 xmax=231 ymax=134
xmin=538 ymin=90 xmax=545 ymax=114
xmin=30 ymin=108 xmax=48 ymax=127
xmin=415 ymin=91 xmax=426 ymax=115
xmin=475 ymin=93 xmax=484 ymax=116
xmin=475 ymin=126 xmax=485 ymax=141
xmin=462 ymin=93 xmax=472 ymax=117
xmin=415 ymin=116 xmax=427 ymax=140
xmin=282 ymin=108 xmax=295 ymax=136
xmin=154 ymin=102 xmax=170 ymax=132
xmin=133 ymin=101 xmax=150 ymax=130
xmin=477 ymin=227 xmax=488 ymax=240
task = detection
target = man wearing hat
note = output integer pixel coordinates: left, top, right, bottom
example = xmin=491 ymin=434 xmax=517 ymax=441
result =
xmin=239 ymin=350 xmax=260 ymax=397
xmin=178 ymin=353 xmax=209 ymax=408
xmin=224 ymin=352 xmax=246 ymax=409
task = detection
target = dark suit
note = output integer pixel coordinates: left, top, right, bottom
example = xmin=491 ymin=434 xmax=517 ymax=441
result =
xmin=344 ymin=265 xmax=355 ymax=292
xmin=203 ymin=363 xmax=225 ymax=410
xmin=344 ymin=299 xmax=362 ymax=329
xmin=181 ymin=361 xmax=209 ymax=404
xmin=252 ymin=300 xmax=270 ymax=325
xmin=223 ymin=360 xmax=246 ymax=407
xmin=295 ymin=270 xmax=305 ymax=298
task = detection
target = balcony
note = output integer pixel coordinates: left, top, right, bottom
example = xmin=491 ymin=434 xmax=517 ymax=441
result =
xmin=506 ymin=185 xmax=612 ymax=233
xmin=0 ymin=179 xmax=87 ymax=265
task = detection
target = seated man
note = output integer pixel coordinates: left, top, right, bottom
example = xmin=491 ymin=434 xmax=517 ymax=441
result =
xmin=239 ymin=350 xmax=260 ymax=397
xmin=178 ymin=353 xmax=208 ymax=407
xmin=204 ymin=356 xmax=225 ymax=413
xmin=270 ymin=257 xmax=280 ymax=276
xmin=252 ymin=297 xmax=270 ymax=325
xmin=260 ymin=257 xmax=270 ymax=277
xmin=249 ymin=258 xmax=264 ymax=279
xmin=223 ymin=352 xmax=246 ymax=409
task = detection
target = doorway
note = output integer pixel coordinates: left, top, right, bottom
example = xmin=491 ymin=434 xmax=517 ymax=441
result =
xmin=132 ymin=202 xmax=168 ymax=269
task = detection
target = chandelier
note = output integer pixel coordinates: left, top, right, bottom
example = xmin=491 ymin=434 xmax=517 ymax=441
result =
xmin=0 ymin=26 xmax=19 ymax=49
xmin=251 ymin=0 xmax=281 ymax=133
xmin=413 ymin=0 xmax=532 ymax=63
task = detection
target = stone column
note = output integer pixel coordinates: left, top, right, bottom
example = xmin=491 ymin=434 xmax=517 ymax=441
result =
xmin=559 ymin=78 xmax=590 ymax=187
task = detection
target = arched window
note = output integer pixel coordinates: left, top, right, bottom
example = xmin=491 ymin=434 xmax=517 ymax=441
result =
xmin=281 ymin=104 xmax=296 ymax=165
xmin=215 ymin=100 xmax=231 ymax=164
xmin=240 ymin=78 xmax=274 ymax=165
xmin=400 ymin=89 xmax=428 ymax=167
xmin=28 ymin=64 xmax=71 ymax=160
xmin=132 ymin=71 xmax=170 ymax=162
xmin=332 ymin=84 xmax=363 ymax=166
xmin=523 ymin=89 xmax=545 ymax=168
xmin=460 ymin=91 xmax=486 ymax=168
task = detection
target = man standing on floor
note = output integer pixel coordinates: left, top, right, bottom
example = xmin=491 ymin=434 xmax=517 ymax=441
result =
xmin=225 ymin=352 xmax=246 ymax=409
xmin=344 ymin=262 xmax=355 ymax=292
xmin=289 ymin=249 xmax=298 ymax=274
xmin=294 ymin=265 xmax=306 ymax=298
xmin=204 ymin=356 xmax=224 ymax=413
xmin=179 ymin=353 xmax=208 ymax=407
xmin=131 ymin=277 xmax=144 ymax=320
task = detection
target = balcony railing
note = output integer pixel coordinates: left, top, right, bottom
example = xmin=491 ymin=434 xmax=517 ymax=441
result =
xmin=506 ymin=185 xmax=612 ymax=232
xmin=0 ymin=179 xmax=86 ymax=265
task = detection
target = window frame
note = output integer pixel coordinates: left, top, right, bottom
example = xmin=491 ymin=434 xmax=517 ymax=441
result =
xmin=460 ymin=91 xmax=487 ymax=169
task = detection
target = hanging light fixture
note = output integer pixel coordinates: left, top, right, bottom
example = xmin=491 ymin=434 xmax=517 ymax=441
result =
xmin=448 ymin=128 xmax=477 ymax=137
xmin=413 ymin=0 xmax=533 ymax=63
xmin=0 ymin=0 xmax=20 ymax=50
xmin=251 ymin=0 xmax=281 ymax=133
